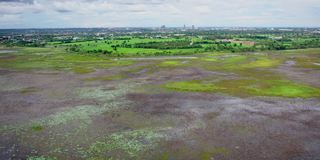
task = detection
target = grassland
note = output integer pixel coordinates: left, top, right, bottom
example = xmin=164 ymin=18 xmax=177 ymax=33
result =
xmin=52 ymin=37 xmax=253 ymax=56
xmin=165 ymin=79 xmax=320 ymax=98
xmin=0 ymin=47 xmax=133 ymax=74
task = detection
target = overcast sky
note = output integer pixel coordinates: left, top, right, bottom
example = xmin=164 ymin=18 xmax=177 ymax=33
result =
xmin=0 ymin=0 xmax=319 ymax=28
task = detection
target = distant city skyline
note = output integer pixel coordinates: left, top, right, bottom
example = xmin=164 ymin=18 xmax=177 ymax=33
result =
xmin=0 ymin=0 xmax=320 ymax=29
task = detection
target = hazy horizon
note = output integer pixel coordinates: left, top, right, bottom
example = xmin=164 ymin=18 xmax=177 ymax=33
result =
xmin=0 ymin=26 xmax=320 ymax=30
xmin=0 ymin=0 xmax=320 ymax=29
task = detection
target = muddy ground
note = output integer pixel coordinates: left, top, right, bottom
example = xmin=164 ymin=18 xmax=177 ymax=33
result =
xmin=0 ymin=48 xmax=320 ymax=160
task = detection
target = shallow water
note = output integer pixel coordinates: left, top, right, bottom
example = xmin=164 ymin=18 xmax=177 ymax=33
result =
xmin=0 ymin=50 xmax=17 ymax=54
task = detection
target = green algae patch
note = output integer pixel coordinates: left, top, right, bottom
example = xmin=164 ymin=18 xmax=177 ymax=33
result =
xmin=294 ymin=55 xmax=320 ymax=69
xmin=20 ymin=87 xmax=39 ymax=94
xmin=159 ymin=60 xmax=183 ymax=67
xmin=223 ymin=55 xmax=247 ymax=64
xmin=31 ymin=124 xmax=44 ymax=131
xmin=242 ymin=57 xmax=280 ymax=68
xmin=231 ymin=124 xmax=255 ymax=134
xmin=201 ymin=57 xmax=218 ymax=62
xmin=72 ymin=67 xmax=95 ymax=74
xmin=199 ymin=55 xmax=247 ymax=71
xmin=164 ymin=81 xmax=219 ymax=92
xmin=85 ymin=129 xmax=163 ymax=159
xmin=216 ymin=79 xmax=320 ymax=98
xmin=164 ymin=79 xmax=320 ymax=98
xmin=84 ymin=74 xmax=125 ymax=82
xmin=4 ymin=59 xmax=62 ymax=70
xmin=200 ymin=147 xmax=230 ymax=160
xmin=281 ymin=48 xmax=320 ymax=55
xmin=199 ymin=54 xmax=282 ymax=72
xmin=0 ymin=47 xmax=134 ymax=73
xmin=247 ymin=80 xmax=320 ymax=98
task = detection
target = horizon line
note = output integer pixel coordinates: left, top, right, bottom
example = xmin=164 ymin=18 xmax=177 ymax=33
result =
xmin=1 ymin=26 xmax=320 ymax=30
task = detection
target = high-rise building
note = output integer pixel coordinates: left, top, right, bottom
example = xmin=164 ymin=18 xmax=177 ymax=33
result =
xmin=160 ymin=25 xmax=166 ymax=32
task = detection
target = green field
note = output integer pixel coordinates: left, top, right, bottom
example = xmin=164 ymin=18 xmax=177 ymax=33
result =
xmin=50 ymin=37 xmax=254 ymax=56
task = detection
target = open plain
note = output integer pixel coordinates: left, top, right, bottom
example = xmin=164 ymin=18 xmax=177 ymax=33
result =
xmin=0 ymin=47 xmax=319 ymax=160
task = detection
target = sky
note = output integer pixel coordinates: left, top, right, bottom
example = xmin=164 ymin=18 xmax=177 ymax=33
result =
xmin=0 ymin=0 xmax=319 ymax=28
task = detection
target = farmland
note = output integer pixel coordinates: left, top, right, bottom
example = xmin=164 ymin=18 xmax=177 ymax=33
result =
xmin=0 ymin=42 xmax=320 ymax=159
xmin=53 ymin=37 xmax=252 ymax=56
xmin=2 ymin=27 xmax=320 ymax=57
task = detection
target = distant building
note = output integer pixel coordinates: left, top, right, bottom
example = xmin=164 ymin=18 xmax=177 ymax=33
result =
xmin=270 ymin=36 xmax=283 ymax=40
xmin=174 ymin=34 xmax=186 ymax=36
xmin=73 ymin=37 xmax=80 ymax=40
xmin=181 ymin=24 xmax=187 ymax=31
xmin=160 ymin=25 xmax=166 ymax=31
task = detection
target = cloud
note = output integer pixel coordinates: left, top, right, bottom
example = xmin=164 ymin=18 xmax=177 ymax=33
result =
xmin=0 ymin=1 xmax=42 ymax=15
xmin=0 ymin=0 xmax=319 ymax=28
xmin=55 ymin=9 xmax=72 ymax=13
xmin=0 ymin=0 xmax=34 ymax=4
xmin=116 ymin=0 xmax=166 ymax=6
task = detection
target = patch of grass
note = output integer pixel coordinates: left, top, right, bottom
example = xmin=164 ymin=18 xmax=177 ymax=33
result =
xmin=164 ymin=81 xmax=219 ymax=92
xmin=84 ymin=74 xmax=125 ymax=81
xmin=55 ymin=38 xmax=208 ymax=56
xmin=20 ymin=47 xmax=59 ymax=54
xmin=20 ymin=87 xmax=39 ymax=94
xmin=199 ymin=55 xmax=248 ymax=71
xmin=281 ymin=48 xmax=320 ymax=55
xmin=231 ymin=124 xmax=255 ymax=134
xmin=164 ymin=79 xmax=320 ymax=98
xmin=108 ymin=60 xmax=133 ymax=68
xmin=200 ymin=55 xmax=281 ymax=72
xmin=200 ymin=147 xmax=230 ymax=160
xmin=158 ymin=152 xmax=170 ymax=160
xmin=247 ymin=80 xmax=320 ymax=98
xmin=201 ymin=57 xmax=218 ymax=62
xmin=31 ymin=124 xmax=43 ymax=131
xmin=217 ymin=79 xmax=320 ymax=98
xmin=59 ymin=54 xmax=105 ymax=62
xmin=72 ymin=67 xmax=95 ymax=74
xmin=159 ymin=60 xmax=182 ymax=67
xmin=242 ymin=57 xmax=280 ymax=68
xmin=294 ymin=56 xmax=320 ymax=69
xmin=223 ymin=55 xmax=247 ymax=64
xmin=0 ymin=47 xmax=134 ymax=72
xmin=122 ymin=63 xmax=157 ymax=75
